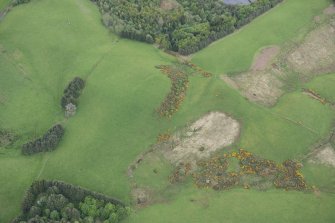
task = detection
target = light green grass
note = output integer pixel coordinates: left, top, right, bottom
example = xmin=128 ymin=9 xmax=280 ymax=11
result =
xmin=192 ymin=0 xmax=332 ymax=74
xmin=0 ymin=0 xmax=11 ymax=11
xmin=0 ymin=0 xmax=334 ymax=223
xmin=302 ymin=162 xmax=335 ymax=192
xmin=126 ymin=187 xmax=335 ymax=223
xmin=305 ymin=73 xmax=335 ymax=103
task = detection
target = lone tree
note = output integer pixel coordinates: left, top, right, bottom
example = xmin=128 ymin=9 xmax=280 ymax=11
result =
xmin=65 ymin=103 xmax=77 ymax=118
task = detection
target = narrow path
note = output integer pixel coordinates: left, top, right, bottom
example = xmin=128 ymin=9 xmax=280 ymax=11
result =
xmin=35 ymin=154 xmax=50 ymax=180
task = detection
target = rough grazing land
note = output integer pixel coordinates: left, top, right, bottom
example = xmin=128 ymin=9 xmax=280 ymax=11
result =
xmin=222 ymin=15 xmax=335 ymax=106
xmin=287 ymin=18 xmax=335 ymax=78
xmin=222 ymin=46 xmax=284 ymax=106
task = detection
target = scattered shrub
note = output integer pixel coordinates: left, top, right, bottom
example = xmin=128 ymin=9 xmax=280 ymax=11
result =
xmin=0 ymin=129 xmax=17 ymax=148
xmin=192 ymin=149 xmax=307 ymax=191
xmin=22 ymin=124 xmax=64 ymax=155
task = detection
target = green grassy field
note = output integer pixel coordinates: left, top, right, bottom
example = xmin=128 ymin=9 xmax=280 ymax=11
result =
xmin=0 ymin=0 xmax=11 ymax=11
xmin=305 ymin=73 xmax=335 ymax=103
xmin=0 ymin=0 xmax=334 ymax=222
xmin=191 ymin=0 xmax=332 ymax=75
xmin=126 ymin=187 xmax=335 ymax=223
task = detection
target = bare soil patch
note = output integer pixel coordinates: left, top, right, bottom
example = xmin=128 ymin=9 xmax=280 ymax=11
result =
xmin=224 ymin=17 xmax=335 ymax=106
xmin=287 ymin=19 xmax=335 ymax=78
xmin=231 ymin=69 xmax=284 ymax=106
xmin=163 ymin=112 xmax=240 ymax=166
xmin=324 ymin=4 xmax=335 ymax=15
xmin=221 ymin=46 xmax=284 ymax=106
xmin=132 ymin=187 xmax=153 ymax=206
xmin=309 ymin=144 xmax=335 ymax=168
xmin=251 ymin=46 xmax=280 ymax=71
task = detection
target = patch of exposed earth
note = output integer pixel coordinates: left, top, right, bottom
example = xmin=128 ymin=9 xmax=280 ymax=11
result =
xmin=324 ymin=4 xmax=335 ymax=15
xmin=162 ymin=112 xmax=240 ymax=167
xmin=251 ymin=46 xmax=280 ymax=71
xmin=222 ymin=46 xmax=285 ymax=106
xmin=222 ymin=13 xmax=335 ymax=106
xmin=287 ymin=18 xmax=335 ymax=79
xmin=309 ymin=144 xmax=335 ymax=168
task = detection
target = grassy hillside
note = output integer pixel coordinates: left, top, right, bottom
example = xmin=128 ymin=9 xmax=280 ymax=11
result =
xmin=0 ymin=0 xmax=334 ymax=222
xmin=192 ymin=0 xmax=332 ymax=74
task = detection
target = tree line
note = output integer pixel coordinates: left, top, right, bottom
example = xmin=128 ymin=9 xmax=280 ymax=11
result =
xmin=93 ymin=0 xmax=283 ymax=55
xmin=13 ymin=180 xmax=129 ymax=223
xmin=22 ymin=124 xmax=64 ymax=155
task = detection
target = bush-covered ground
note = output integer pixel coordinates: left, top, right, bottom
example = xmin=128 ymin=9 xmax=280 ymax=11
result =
xmin=0 ymin=0 xmax=334 ymax=223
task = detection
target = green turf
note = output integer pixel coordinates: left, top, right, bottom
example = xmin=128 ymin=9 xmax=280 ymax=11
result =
xmin=302 ymin=162 xmax=335 ymax=193
xmin=305 ymin=73 xmax=335 ymax=103
xmin=0 ymin=0 xmax=11 ymax=11
xmin=126 ymin=187 xmax=335 ymax=223
xmin=0 ymin=0 xmax=334 ymax=222
xmin=191 ymin=0 xmax=332 ymax=75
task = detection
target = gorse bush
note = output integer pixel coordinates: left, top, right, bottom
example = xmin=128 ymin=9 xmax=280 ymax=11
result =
xmin=61 ymin=77 xmax=85 ymax=109
xmin=13 ymin=180 xmax=129 ymax=223
xmin=155 ymin=65 xmax=189 ymax=117
xmin=94 ymin=0 xmax=283 ymax=54
xmin=22 ymin=124 xmax=64 ymax=155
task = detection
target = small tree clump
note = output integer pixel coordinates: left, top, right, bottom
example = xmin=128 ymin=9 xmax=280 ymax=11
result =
xmin=22 ymin=124 xmax=64 ymax=155
xmin=61 ymin=77 xmax=85 ymax=109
